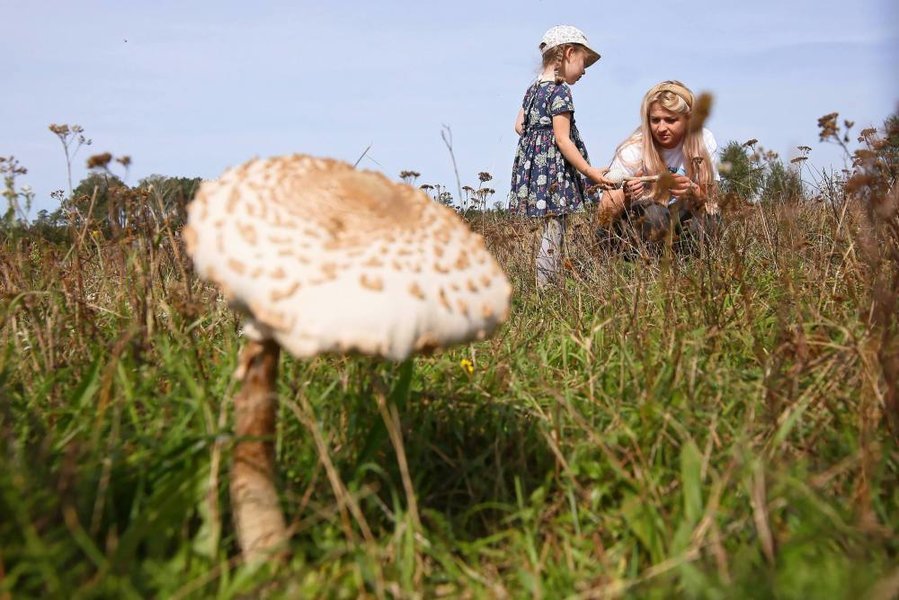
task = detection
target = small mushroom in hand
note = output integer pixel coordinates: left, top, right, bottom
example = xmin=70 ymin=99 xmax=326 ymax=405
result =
xmin=605 ymin=169 xmax=628 ymax=186
xmin=607 ymin=170 xmax=661 ymax=189
xmin=182 ymin=154 xmax=512 ymax=562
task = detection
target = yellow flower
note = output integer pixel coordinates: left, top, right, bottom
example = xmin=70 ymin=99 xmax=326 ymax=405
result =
xmin=460 ymin=358 xmax=474 ymax=375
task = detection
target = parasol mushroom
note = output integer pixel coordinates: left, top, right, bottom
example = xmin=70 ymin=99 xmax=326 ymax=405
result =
xmin=182 ymin=154 xmax=512 ymax=562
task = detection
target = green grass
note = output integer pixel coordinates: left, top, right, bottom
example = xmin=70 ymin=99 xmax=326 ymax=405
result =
xmin=1 ymin=198 xmax=897 ymax=598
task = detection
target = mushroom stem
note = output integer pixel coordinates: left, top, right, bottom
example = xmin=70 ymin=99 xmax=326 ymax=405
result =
xmin=231 ymin=339 xmax=289 ymax=562
xmin=623 ymin=175 xmax=661 ymax=183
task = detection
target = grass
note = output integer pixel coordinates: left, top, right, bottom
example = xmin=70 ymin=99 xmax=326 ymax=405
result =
xmin=1 ymin=184 xmax=897 ymax=598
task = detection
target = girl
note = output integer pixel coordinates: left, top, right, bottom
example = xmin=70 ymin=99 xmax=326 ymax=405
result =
xmin=508 ymin=25 xmax=612 ymax=288
xmin=599 ymin=80 xmax=720 ymax=245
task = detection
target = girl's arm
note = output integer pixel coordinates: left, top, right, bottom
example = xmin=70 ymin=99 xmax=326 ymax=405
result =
xmin=552 ymin=112 xmax=610 ymax=184
xmin=514 ymin=108 xmax=525 ymax=136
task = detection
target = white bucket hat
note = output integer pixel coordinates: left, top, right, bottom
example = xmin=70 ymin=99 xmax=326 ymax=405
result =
xmin=539 ymin=25 xmax=601 ymax=68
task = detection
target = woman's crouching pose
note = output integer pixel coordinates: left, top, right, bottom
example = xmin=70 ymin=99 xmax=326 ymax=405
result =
xmin=598 ymin=80 xmax=720 ymax=252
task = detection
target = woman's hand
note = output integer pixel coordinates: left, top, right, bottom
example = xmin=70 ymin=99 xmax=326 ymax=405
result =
xmin=623 ymin=169 xmax=647 ymax=200
xmin=669 ymin=174 xmax=701 ymax=199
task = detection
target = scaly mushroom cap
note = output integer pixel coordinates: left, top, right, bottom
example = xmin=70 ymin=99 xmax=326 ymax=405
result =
xmin=183 ymin=155 xmax=512 ymax=361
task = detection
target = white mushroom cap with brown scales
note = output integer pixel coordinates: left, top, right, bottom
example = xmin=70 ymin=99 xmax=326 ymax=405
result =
xmin=183 ymin=154 xmax=512 ymax=361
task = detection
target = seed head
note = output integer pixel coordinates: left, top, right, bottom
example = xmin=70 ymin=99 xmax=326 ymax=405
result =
xmin=86 ymin=152 xmax=112 ymax=170
xmin=817 ymin=112 xmax=839 ymax=142
xmin=687 ymin=92 xmax=713 ymax=134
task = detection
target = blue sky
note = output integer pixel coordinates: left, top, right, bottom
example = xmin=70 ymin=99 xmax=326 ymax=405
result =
xmin=3 ymin=0 xmax=897 ymax=218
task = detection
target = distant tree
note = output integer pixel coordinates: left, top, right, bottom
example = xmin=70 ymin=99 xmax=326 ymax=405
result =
xmin=65 ymin=172 xmax=127 ymax=231
xmin=719 ymin=140 xmax=806 ymax=204
xmin=884 ymin=113 xmax=899 ymax=178
xmin=857 ymin=112 xmax=898 ymax=183
xmin=846 ymin=110 xmax=899 ymax=209
xmin=718 ymin=141 xmax=762 ymax=202
xmin=761 ymin=160 xmax=805 ymax=203
xmin=1 ymin=155 xmax=31 ymax=232
xmin=136 ymin=174 xmax=202 ymax=227
xmin=29 ymin=208 xmax=69 ymax=243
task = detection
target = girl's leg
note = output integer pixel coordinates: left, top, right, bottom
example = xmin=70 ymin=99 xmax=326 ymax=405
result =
xmin=536 ymin=215 xmax=566 ymax=289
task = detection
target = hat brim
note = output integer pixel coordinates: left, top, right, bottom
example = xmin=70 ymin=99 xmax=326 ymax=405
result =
xmin=584 ymin=48 xmax=601 ymax=68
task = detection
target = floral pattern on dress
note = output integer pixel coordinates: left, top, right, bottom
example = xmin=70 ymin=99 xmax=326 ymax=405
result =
xmin=507 ymin=80 xmax=595 ymax=217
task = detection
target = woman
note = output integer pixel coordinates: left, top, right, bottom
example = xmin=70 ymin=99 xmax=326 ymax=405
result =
xmin=598 ymin=80 xmax=719 ymax=247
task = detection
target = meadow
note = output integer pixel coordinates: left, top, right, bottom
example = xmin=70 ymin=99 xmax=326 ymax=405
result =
xmin=1 ymin=122 xmax=897 ymax=598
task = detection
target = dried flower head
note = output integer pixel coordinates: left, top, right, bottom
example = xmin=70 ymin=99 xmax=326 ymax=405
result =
xmin=858 ymin=127 xmax=877 ymax=142
xmin=49 ymin=123 xmax=90 ymax=146
xmin=86 ymin=152 xmax=112 ymax=170
xmin=0 ymin=155 xmax=27 ymax=176
xmin=817 ymin=112 xmax=839 ymax=141
xmin=399 ymin=170 xmax=421 ymax=184
xmin=687 ymin=92 xmax=713 ymax=134
xmin=654 ymin=171 xmax=676 ymax=201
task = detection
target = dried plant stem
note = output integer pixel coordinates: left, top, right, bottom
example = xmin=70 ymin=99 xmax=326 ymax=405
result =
xmin=374 ymin=388 xmax=421 ymax=532
xmin=750 ymin=464 xmax=776 ymax=565
xmin=623 ymin=175 xmax=661 ymax=184
xmin=441 ymin=125 xmax=463 ymax=208
xmin=285 ymin=394 xmax=376 ymax=546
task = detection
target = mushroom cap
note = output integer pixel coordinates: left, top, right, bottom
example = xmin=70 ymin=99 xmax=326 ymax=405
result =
xmin=183 ymin=154 xmax=512 ymax=361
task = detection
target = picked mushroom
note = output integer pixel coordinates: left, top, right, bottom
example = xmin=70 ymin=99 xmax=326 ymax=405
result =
xmin=182 ymin=154 xmax=512 ymax=562
xmin=605 ymin=169 xmax=661 ymax=188
xmin=605 ymin=169 xmax=628 ymax=185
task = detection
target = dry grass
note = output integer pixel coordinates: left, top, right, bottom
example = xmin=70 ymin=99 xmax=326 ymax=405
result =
xmin=1 ymin=140 xmax=897 ymax=597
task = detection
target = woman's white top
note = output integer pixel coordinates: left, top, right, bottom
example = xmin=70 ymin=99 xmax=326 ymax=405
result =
xmin=610 ymin=128 xmax=720 ymax=180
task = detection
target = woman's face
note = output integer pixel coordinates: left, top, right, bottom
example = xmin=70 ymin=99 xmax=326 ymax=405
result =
xmin=648 ymin=103 xmax=688 ymax=149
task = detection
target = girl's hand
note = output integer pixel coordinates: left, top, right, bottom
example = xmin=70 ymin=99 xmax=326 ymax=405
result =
xmin=586 ymin=166 xmax=614 ymax=187
xmin=514 ymin=108 xmax=525 ymax=136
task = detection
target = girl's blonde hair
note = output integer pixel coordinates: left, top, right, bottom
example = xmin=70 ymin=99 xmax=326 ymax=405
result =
xmin=539 ymin=43 xmax=585 ymax=84
xmin=615 ymin=80 xmax=715 ymax=197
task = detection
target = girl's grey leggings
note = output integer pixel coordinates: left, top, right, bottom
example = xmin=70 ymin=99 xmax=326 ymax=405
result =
xmin=536 ymin=215 xmax=566 ymax=288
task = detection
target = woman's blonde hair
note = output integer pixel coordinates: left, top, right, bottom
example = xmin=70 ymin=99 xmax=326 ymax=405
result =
xmin=615 ymin=80 xmax=715 ymax=197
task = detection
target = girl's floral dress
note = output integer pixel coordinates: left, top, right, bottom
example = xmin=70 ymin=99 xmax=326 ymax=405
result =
xmin=508 ymin=80 xmax=593 ymax=217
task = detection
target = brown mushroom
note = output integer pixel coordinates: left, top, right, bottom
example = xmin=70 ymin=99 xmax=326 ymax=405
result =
xmin=183 ymin=154 xmax=512 ymax=562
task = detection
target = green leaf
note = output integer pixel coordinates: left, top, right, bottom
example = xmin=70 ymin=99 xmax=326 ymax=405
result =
xmin=680 ymin=439 xmax=703 ymax=526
